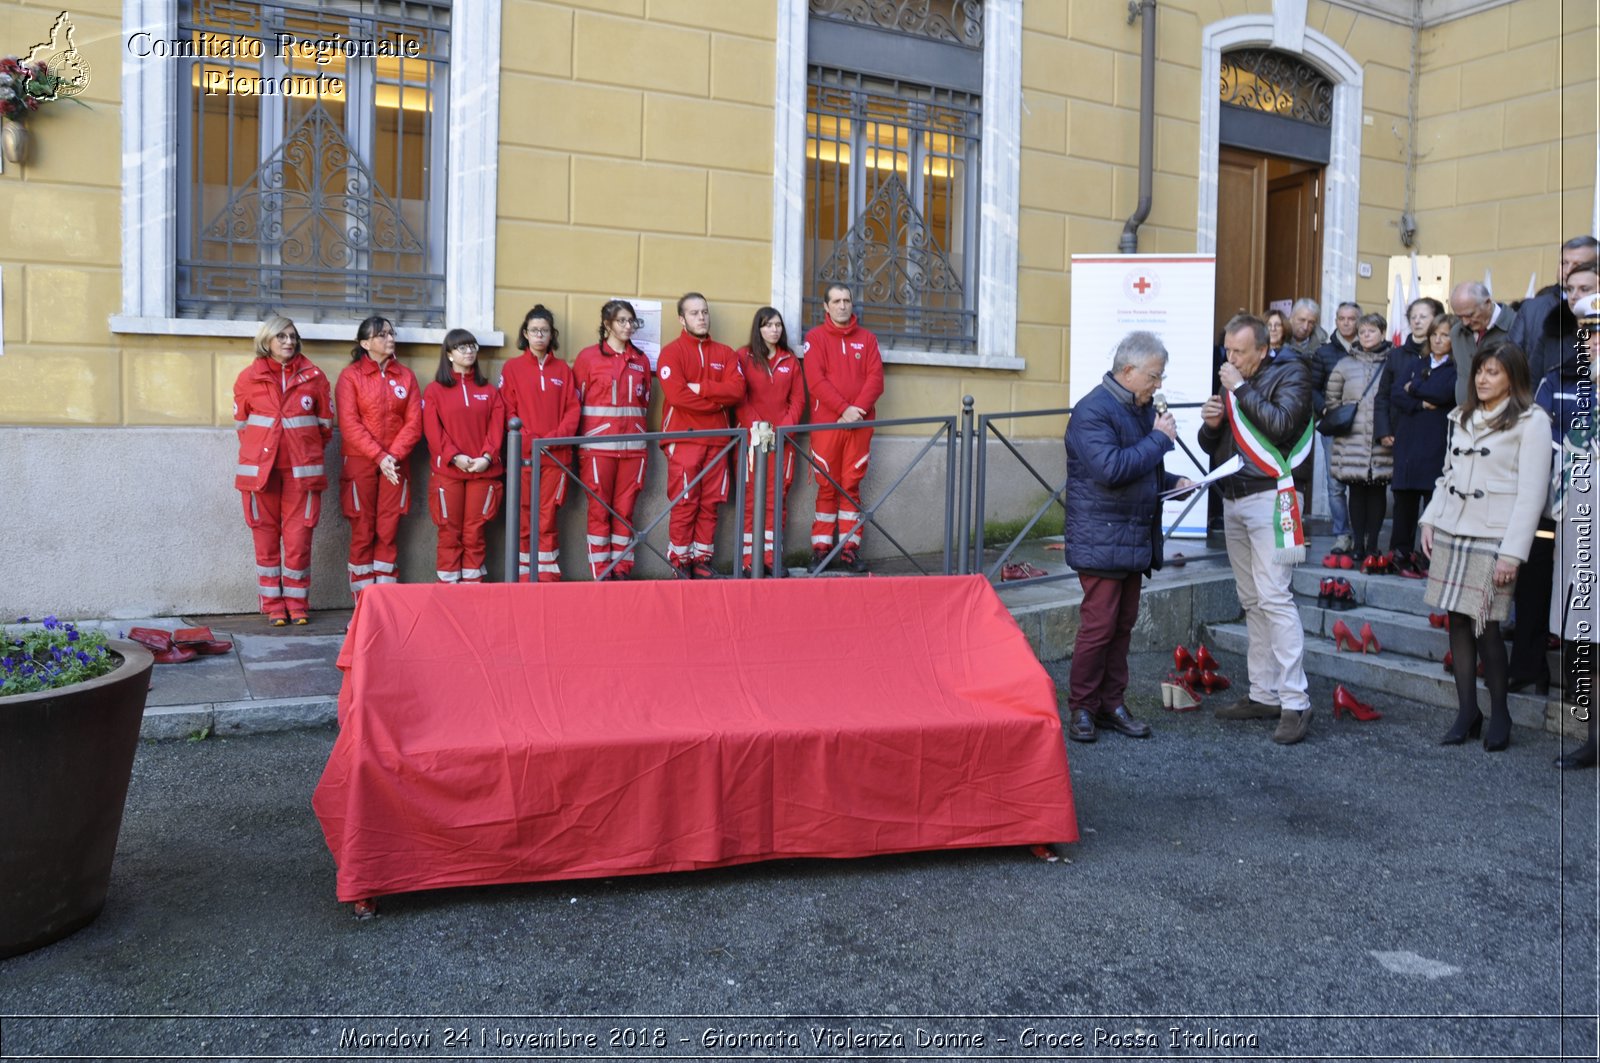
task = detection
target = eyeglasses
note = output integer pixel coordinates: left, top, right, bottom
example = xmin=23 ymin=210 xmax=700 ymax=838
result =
xmin=613 ymin=318 xmax=638 ymax=328
xmin=525 ymin=325 xmax=551 ymax=335
xmin=452 ymin=343 xmax=479 ymax=354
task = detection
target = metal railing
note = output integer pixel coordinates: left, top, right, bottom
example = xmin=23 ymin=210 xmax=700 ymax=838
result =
xmin=502 ymin=398 xmax=1210 ymax=585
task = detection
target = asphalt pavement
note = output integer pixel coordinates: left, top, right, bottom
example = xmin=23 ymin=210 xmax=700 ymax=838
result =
xmin=1 ymin=644 xmax=1595 ymax=1063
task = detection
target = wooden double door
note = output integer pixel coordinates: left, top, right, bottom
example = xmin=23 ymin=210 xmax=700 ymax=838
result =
xmin=1215 ymin=146 xmax=1324 ymax=336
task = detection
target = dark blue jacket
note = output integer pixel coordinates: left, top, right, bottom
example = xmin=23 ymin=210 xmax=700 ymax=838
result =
xmin=1064 ymin=374 xmax=1179 ymax=576
xmin=1388 ymin=352 xmax=1457 ymax=491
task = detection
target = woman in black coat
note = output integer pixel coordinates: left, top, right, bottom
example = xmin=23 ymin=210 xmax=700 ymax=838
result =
xmin=1387 ymin=314 xmax=1457 ymax=575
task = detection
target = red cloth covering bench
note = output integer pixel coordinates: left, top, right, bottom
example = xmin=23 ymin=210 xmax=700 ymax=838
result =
xmin=312 ymin=575 xmax=1077 ymax=902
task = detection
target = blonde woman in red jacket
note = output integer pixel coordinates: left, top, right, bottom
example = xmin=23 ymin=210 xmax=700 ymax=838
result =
xmin=422 ymin=329 xmax=505 ymax=584
xmin=498 ymin=305 xmax=580 ymax=582
xmin=735 ymin=307 xmax=804 ymax=577
xmin=234 ymin=316 xmax=333 ymax=624
xmin=336 ymin=315 xmax=423 ymax=596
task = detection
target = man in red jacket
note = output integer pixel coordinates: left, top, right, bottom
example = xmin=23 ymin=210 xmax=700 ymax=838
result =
xmin=656 ymin=292 xmax=744 ymax=578
xmin=803 ymin=283 xmax=884 ymax=573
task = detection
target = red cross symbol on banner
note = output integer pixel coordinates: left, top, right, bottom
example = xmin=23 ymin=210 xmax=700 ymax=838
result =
xmin=1132 ymin=276 xmax=1153 ymax=294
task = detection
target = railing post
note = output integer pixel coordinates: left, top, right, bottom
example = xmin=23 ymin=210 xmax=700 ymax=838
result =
xmin=749 ymin=425 xmax=769 ymax=578
xmin=957 ymin=395 xmax=975 ymax=574
xmin=772 ymin=427 xmax=787 ymax=576
xmin=503 ymin=418 xmax=522 ymax=583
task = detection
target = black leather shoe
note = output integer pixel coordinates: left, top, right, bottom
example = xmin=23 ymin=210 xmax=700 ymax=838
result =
xmin=1094 ymin=705 xmax=1151 ymax=738
xmin=1067 ymin=709 xmax=1097 ymax=743
xmin=1556 ymin=741 xmax=1598 ymax=769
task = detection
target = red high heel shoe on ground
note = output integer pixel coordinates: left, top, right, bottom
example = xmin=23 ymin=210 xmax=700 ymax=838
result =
xmin=1199 ymin=669 xmax=1230 ymax=692
xmin=1428 ymin=612 xmax=1447 ymax=628
xmin=1174 ymin=645 xmax=1195 ymax=671
xmin=1331 ymin=619 xmax=1362 ymax=652
xmin=1194 ymin=645 xmax=1220 ymax=671
xmin=1359 ymin=621 xmax=1381 ymax=654
xmin=1333 ymin=684 xmax=1382 ymax=721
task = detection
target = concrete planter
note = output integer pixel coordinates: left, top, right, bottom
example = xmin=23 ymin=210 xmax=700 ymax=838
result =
xmin=0 ymin=640 xmax=153 ymax=959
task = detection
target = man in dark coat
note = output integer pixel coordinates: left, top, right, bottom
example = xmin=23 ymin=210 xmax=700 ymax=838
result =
xmin=1449 ymin=281 xmax=1517 ymax=405
xmin=1199 ymin=315 xmax=1316 ymax=745
xmin=1063 ymin=331 xmax=1194 ymax=743
xmin=1507 ymin=234 xmax=1599 ymax=371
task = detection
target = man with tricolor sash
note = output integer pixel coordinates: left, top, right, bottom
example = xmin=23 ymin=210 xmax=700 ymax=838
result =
xmin=1199 ymin=314 xmax=1317 ymax=745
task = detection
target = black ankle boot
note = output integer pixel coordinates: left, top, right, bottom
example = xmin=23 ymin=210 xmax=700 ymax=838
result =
xmin=1439 ymin=709 xmax=1483 ymax=746
xmin=1482 ymin=709 xmax=1511 ymax=752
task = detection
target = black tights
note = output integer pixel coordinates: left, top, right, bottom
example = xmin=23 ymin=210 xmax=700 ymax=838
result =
xmin=1447 ymin=613 xmax=1509 ymax=745
xmin=1347 ymin=481 xmax=1388 ymax=557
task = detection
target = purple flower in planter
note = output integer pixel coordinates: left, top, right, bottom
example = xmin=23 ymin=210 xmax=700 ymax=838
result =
xmin=42 ymin=616 xmax=60 ymax=631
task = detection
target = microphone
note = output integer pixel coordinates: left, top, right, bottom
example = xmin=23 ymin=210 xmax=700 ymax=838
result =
xmin=1153 ymin=391 xmax=1168 ymax=416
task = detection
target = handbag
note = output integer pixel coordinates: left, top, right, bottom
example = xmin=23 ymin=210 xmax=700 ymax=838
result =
xmin=1316 ymin=365 xmax=1382 ymax=437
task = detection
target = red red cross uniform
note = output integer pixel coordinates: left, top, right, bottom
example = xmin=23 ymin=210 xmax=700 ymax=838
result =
xmin=336 ymin=355 xmax=423 ymax=597
xmin=656 ymin=331 xmax=744 ymax=570
xmin=802 ymin=315 xmax=884 ymax=554
xmin=572 ymin=342 xmax=652 ymax=579
xmin=422 ymin=373 xmax=505 ymax=584
xmin=734 ymin=345 xmax=804 ymax=570
xmin=498 ymin=350 xmax=580 ymax=582
xmin=232 ymin=353 xmax=333 ymax=621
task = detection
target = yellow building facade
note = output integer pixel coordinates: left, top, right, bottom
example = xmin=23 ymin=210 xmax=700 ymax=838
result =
xmin=0 ymin=0 xmax=1592 ymax=616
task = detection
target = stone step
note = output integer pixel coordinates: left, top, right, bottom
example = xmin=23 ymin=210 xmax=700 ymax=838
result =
xmin=1296 ymin=601 xmax=1450 ymax=660
xmin=1291 ymin=566 xmax=1434 ymax=614
xmin=1200 ymin=620 xmax=1574 ymax=736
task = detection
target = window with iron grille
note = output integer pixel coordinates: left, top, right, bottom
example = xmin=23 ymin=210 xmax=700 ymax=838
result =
xmin=803 ymin=2 xmax=983 ymax=354
xmin=175 ymin=0 xmax=449 ymax=327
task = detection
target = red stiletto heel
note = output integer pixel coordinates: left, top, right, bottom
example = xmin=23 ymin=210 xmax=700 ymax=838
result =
xmin=1359 ymin=621 xmax=1381 ymax=654
xmin=1331 ymin=619 xmax=1362 ymax=652
xmin=1199 ymin=669 xmax=1230 ymax=692
xmin=1173 ymin=645 xmax=1195 ymax=671
xmin=1194 ymin=645 xmax=1219 ymax=671
xmin=1333 ymin=684 xmax=1382 ymax=721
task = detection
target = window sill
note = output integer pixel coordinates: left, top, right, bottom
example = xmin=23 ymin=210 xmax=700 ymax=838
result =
xmin=881 ymin=347 xmax=1026 ymax=371
xmin=109 ymin=316 xmax=506 ymax=348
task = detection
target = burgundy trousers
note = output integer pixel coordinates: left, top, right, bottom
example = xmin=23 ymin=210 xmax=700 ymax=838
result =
xmin=1068 ymin=572 xmax=1143 ymax=713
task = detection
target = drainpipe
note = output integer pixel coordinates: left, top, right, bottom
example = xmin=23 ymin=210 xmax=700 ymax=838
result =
xmin=1119 ymin=0 xmax=1157 ymax=253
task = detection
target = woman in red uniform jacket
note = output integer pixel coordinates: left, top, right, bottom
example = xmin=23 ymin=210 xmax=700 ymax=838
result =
xmin=233 ymin=316 xmax=333 ymax=625
xmin=735 ymin=308 xmax=805 ymax=576
xmin=336 ymin=315 xmax=423 ymax=597
xmin=572 ymin=300 xmax=652 ymax=580
xmin=498 ymin=305 xmax=580 ymax=582
xmin=422 ymin=329 xmax=505 ymax=584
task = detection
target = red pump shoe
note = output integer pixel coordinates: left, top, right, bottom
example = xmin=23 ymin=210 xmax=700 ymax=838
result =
xmin=1333 ymin=684 xmax=1382 ymax=721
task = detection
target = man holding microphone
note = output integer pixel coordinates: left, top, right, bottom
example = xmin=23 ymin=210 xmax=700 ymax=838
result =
xmin=1064 ymin=331 xmax=1195 ymax=742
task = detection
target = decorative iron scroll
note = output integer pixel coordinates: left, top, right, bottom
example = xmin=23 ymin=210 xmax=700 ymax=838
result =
xmin=816 ymin=172 xmax=971 ymax=346
xmin=1219 ymin=48 xmax=1332 ymax=127
xmin=809 ymin=0 xmax=982 ymax=49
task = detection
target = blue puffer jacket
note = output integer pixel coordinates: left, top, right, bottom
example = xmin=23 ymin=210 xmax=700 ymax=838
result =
xmin=1064 ymin=374 xmax=1179 ymax=575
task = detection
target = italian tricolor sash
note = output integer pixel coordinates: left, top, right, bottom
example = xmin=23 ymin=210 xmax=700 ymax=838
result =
xmin=1225 ymin=389 xmax=1315 ymax=563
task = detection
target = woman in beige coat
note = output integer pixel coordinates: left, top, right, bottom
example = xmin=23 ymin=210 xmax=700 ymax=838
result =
xmin=1420 ymin=341 xmax=1552 ymax=752
xmin=1326 ymin=313 xmax=1395 ymax=569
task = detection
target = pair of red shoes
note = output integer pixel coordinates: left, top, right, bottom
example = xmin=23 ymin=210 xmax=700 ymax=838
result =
xmin=1165 ymin=645 xmax=1230 ymax=711
xmin=1428 ymin=612 xmax=1449 ymax=629
xmin=1332 ymin=619 xmax=1381 ymax=654
xmin=1322 ymin=552 xmax=1356 ymax=570
xmin=1360 ymin=553 xmax=1394 ymax=576
xmin=1333 ymin=683 xmax=1382 ymax=721
xmin=1318 ymin=577 xmax=1357 ymax=611
xmin=1000 ymin=561 xmax=1049 ymax=581
xmin=127 ymin=626 xmax=233 ymax=664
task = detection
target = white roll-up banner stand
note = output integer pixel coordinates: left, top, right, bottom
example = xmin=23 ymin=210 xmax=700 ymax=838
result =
xmin=1068 ymin=254 xmax=1217 ymax=538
